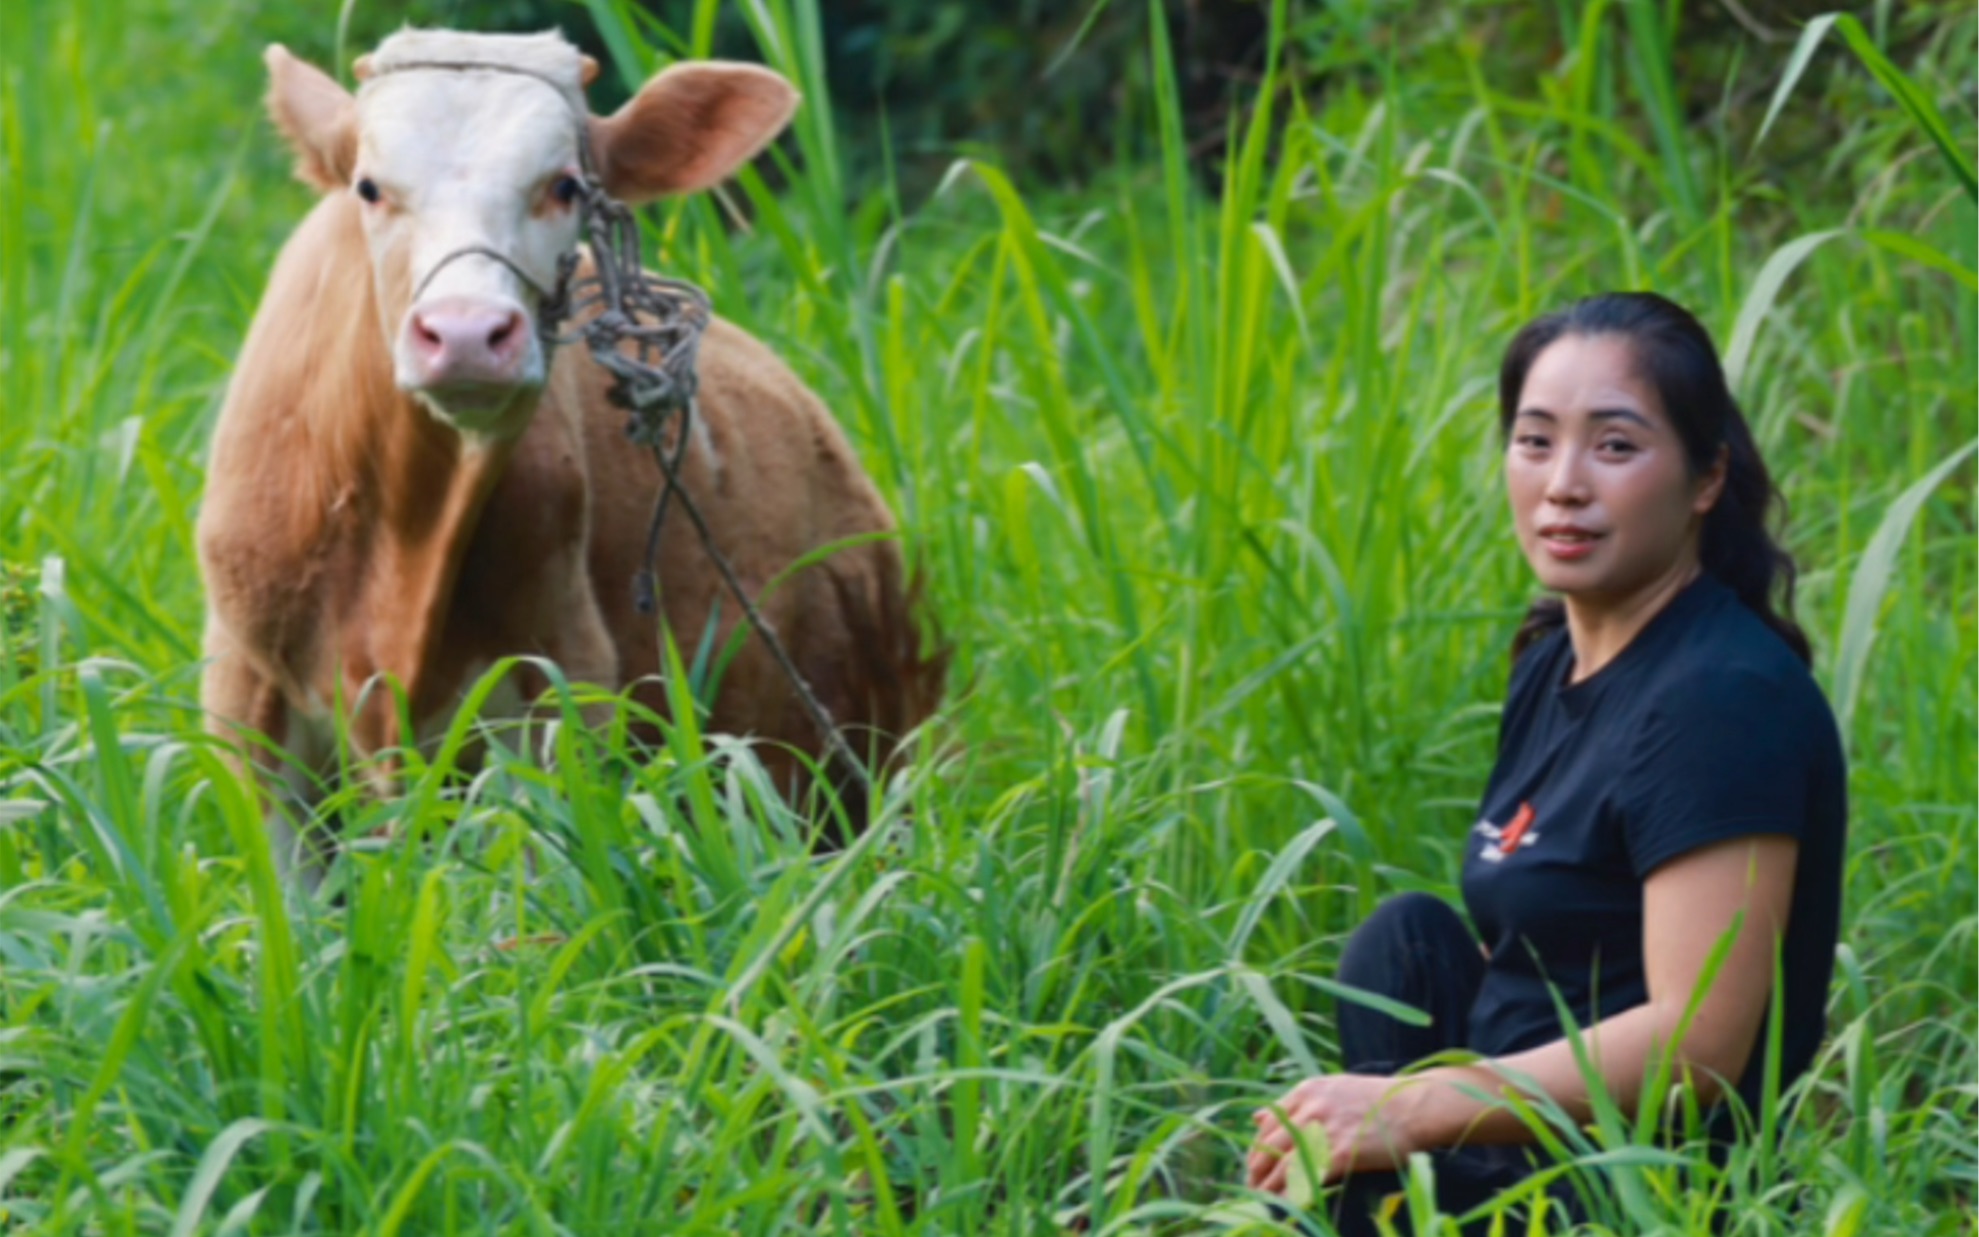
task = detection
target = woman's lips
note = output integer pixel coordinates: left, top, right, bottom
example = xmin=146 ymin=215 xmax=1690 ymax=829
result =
xmin=1538 ymin=524 xmax=1602 ymax=560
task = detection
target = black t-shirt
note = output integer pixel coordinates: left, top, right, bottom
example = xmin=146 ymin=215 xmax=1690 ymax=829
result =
xmin=1460 ymin=573 xmax=1847 ymax=1131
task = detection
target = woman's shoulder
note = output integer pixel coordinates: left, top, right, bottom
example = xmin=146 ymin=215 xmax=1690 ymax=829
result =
xmin=1612 ymin=580 xmax=1846 ymax=875
xmin=1637 ymin=581 xmax=1840 ymax=750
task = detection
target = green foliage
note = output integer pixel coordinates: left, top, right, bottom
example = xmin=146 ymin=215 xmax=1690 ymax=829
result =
xmin=0 ymin=0 xmax=1973 ymax=1233
xmin=626 ymin=0 xmax=1269 ymax=191
xmin=0 ymin=562 xmax=33 ymax=684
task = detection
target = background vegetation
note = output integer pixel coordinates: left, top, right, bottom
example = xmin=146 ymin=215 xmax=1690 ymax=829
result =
xmin=0 ymin=0 xmax=1972 ymax=1232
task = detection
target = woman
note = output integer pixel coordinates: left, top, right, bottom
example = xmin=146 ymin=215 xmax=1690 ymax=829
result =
xmin=1246 ymin=292 xmax=1847 ymax=1233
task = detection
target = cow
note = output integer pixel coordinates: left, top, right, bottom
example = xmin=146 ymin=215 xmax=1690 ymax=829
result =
xmin=196 ymin=29 xmax=944 ymax=873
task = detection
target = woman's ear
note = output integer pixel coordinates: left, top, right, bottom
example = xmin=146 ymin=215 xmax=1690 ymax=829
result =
xmin=265 ymin=45 xmax=357 ymax=193
xmin=1693 ymin=443 xmax=1731 ymax=515
xmin=587 ymin=61 xmax=798 ymax=203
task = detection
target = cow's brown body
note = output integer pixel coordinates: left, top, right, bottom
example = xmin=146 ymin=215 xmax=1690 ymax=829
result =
xmin=199 ymin=59 xmax=940 ymax=859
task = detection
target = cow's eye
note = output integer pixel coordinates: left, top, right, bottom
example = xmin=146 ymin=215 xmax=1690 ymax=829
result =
xmin=355 ymin=177 xmax=381 ymax=204
xmin=552 ymin=174 xmax=583 ymax=206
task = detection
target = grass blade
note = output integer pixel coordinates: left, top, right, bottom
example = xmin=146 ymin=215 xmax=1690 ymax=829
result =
xmin=1832 ymin=439 xmax=1976 ymax=729
xmin=1723 ymin=228 xmax=1844 ymax=390
xmin=169 ymin=1118 xmax=277 ymax=1237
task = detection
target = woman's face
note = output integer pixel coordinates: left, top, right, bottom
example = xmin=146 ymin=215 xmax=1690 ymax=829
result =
xmin=1505 ymin=333 xmax=1725 ymax=606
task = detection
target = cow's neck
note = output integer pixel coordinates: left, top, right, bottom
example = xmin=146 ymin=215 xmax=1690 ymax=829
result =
xmin=350 ymin=391 xmax=517 ymax=746
xmin=257 ymin=197 xmax=524 ymax=754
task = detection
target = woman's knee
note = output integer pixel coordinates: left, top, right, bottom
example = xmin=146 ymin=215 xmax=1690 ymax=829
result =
xmin=1339 ymin=892 xmax=1472 ymax=987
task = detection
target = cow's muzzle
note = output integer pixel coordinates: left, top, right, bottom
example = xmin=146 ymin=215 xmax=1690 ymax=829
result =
xmin=395 ymin=292 xmax=547 ymax=430
xmin=394 ymin=240 xmax=574 ymax=429
xmin=404 ymin=296 xmax=531 ymax=387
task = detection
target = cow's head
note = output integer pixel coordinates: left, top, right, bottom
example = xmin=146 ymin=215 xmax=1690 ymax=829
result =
xmin=264 ymin=31 xmax=797 ymax=438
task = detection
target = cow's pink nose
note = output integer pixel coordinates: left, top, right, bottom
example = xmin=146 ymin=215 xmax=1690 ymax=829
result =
xmin=404 ymin=298 xmax=529 ymax=388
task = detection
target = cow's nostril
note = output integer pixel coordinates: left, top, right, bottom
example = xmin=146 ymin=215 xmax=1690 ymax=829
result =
xmin=413 ymin=314 xmax=445 ymax=352
xmin=488 ymin=313 xmax=519 ymax=353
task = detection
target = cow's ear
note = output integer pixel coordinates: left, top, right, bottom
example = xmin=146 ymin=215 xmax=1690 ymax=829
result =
xmin=265 ymin=44 xmax=357 ymax=194
xmin=588 ymin=62 xmax=797 ymax=202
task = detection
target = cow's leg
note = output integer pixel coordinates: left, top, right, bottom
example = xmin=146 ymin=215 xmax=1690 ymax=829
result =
xmin=200 ymin=626 xmax=333 ymax=887
xmin=542 ymin=577 xmax=621 ymax=743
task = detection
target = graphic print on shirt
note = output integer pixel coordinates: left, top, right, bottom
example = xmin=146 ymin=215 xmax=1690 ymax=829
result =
xmin=1473 ymin=800 xmax=1540 ymax=863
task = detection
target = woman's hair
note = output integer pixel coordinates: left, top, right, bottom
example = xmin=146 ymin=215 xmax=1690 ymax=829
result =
xmin=1496 ymin=291 xmax=1811 ymax=665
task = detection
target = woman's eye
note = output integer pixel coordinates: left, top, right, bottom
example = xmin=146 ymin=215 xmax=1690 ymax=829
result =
xmin=355 ymin=178 xmax=381 ymax=204
xmin=1598 ymin=438 xmax=1638 ymax=456
xmin=1515 ymin=434 xmax=1549 ymax=451
xmin=552 ymin=175 xmax=582 ymax=205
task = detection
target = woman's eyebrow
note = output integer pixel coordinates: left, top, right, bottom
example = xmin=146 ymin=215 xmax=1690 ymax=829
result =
xmin=1513 ymin=406 xmax=1653 ymax=428
xmin=1590 ymin=407 xmax=1654 ymax=428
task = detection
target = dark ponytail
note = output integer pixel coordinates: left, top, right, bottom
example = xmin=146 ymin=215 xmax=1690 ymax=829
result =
xmin=1497 ymin=292 xmax=1810 ymax=665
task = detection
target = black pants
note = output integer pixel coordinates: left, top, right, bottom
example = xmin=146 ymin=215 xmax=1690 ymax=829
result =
xmin=1321 ymin=893 xmax=1570 ymax=1236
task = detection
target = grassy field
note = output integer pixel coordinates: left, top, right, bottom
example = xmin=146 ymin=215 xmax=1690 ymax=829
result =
xmin=1 ymin=0 xmax=1974 ymax=1232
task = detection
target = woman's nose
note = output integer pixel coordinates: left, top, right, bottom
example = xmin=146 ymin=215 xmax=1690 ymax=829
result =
xmin=1544 ymin=449 xmax=1592 ymax=504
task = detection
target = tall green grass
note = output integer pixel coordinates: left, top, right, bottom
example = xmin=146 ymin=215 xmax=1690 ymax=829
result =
xmin=0 ymin=0 xmax=1972 ymax=1232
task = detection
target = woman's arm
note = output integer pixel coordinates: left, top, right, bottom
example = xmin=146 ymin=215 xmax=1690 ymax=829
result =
xmin=1406 ymin=834 xmax=1797 ymax=1139
xmin=1248 ymin=835 xmax=1797 ymax=1191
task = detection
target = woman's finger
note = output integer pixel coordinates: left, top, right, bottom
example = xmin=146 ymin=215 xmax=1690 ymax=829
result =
xmin=1247 ymin=1154 xmax=1273 ymax=1191
xmin=1258 ymin=1155 xmax=1288 ymax=1197
xmin=1264 ymin=1120 xmax=1336 ymax=1196
xmin=1263 ymin=1136 xmax=1320 ymax=1199
xmin=1245 ymin=1143 xmax=1268 ymax=1186
xmin=1249 ymin=1144 xmax=1292 ymax=1191
xmin=1247 ymin=1108 xmax=1317 ymax=1187
xmin=1245 ymin=1131 xmax=1290 ymax=1187
xmin=1251 ymin=1114 xmax=1295 ymax=1155
xmin=1246 ymin=1127 xmax=1290 ymax=1186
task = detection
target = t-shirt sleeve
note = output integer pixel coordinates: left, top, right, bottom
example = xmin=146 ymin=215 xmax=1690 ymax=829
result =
xmin=1619 ymin=666 xmax=1821 ymax=878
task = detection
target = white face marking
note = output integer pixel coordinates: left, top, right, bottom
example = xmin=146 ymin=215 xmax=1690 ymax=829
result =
xmin=352 ymin=65 xmax=586 ymax=435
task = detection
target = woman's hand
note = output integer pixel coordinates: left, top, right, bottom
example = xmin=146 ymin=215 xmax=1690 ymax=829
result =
xmin=1245 ymin=1073 xmax=1422 ymax=1195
